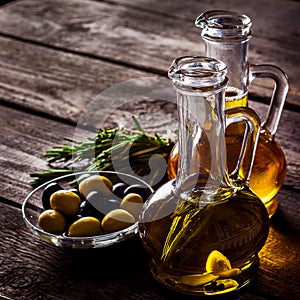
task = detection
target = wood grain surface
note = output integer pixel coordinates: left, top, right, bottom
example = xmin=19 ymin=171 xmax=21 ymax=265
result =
xmin=0 ymin=0 xmax=299 ymax=106
xmin=0 ymin=0 xmax=299 ymax=299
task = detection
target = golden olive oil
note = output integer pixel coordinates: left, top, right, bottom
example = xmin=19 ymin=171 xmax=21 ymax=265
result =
xmin=139 ymin=181 xmax=269 ymax=296
xmin=168 ymin=88 xmax=286 ymax=216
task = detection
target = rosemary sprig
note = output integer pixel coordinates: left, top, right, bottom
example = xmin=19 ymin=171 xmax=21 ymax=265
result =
xmin=30 ymin=117 xmax=174 ymax=186
xmin=161 ymin=200 xmax=214 ymax=266
xmin=160 ymin=187 xmax=234 ymax=267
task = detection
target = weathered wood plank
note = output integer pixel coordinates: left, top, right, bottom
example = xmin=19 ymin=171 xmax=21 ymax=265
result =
xmin=0 ymin=37 xmax=298 ymax=192
xmin=0 ymin=0 xmax=16 ymax=7
xmin=0 ymin=75 xmax=299 ymax=300
xmin=0 ymin=202 xmax=161 ymax=300
xmin=0 ymin=35 xmax=152 ymax=125
xmin=105 ymin=0 xmax=300 ymax=44
xmin=0 ymin=36 xmax=299 ymax=198
xmin=0 ymin=92 xmax=299 ymax=204
xmin=0 ymin=100 xmax=176 ymax=204
xmin=258 ymin=188 xmax=300 ymax=299
xmin=265 ymin=191 xmax=300 ymax=298
xmin=0 ymin=0 xmax=299 ymax=107
xmin=0 ymin=200 xmax=299 ymax=300
xmin=0 ymin=36 xmax=181 ymax=133
xmin=0 ymin=1 xmax=299 ymax=300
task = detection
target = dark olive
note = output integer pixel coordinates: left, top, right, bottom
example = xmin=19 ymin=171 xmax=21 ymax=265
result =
xmin=78 ymin=200 xmax=90 ymax=217
xmin=65 ymin=213 xmax=80 ymax=229
xmin=124 ymin=184 xmax=152 ymax=201
xmin=42 ymin=182 xmax=64 ymax=210
xmin=86 ymin=191 xmax=106 ymax=215
xmin=79 ymin=191 xmax=112 ymax=218
xmin=105 ymin=198 xmax=121 ymax=213
xmin=79 ymin=199 xmax=103 ymax=219
xmin=112 ymin=182 xmax=129 ymax=198
xmin=86 ymin=191 xmax=121 ymax=215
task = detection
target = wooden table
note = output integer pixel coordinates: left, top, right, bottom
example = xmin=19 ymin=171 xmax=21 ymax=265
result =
xmin=0 ymin=0 xmax=299 ymax=299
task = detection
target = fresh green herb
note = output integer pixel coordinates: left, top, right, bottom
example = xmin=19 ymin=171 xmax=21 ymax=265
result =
xmin=30 ymin=117 xmax=174 ymax=186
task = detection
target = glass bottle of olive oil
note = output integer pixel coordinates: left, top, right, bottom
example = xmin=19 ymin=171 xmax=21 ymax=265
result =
xmin=167 ymin=11 xmax=289 ymax=217
xmin=139 ymin=56 xmax=269 ymax=296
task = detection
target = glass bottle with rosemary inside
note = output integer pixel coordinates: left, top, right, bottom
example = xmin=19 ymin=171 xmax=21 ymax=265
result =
xmin=139 ymin=56 xmax=269 ymax=296
xmin=167 ymin=11 xmax=289 ymax=217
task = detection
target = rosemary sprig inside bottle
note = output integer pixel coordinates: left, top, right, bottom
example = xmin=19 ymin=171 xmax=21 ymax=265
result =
xmin=30 ymin=118 xmax=174 ymax=186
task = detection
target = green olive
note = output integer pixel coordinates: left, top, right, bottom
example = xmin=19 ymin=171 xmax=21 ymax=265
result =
xmin=68 ymin=217 xmax=102 ymax=237
xmin=78 ymin=175 xmax=113 ymax=198
xmin=38 ymin=209 xmax=66 ymax=234
xmin=120 ymin=193 xmax=143 ymax=219
xmin=101 ymin=209 xmax=135 ymax=233
xmin=50 ymin=190 xmax=81 ymax=215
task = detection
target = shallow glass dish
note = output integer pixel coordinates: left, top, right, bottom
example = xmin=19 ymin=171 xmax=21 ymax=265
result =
xmin=22 ymin=171 xmax=154 ymax=249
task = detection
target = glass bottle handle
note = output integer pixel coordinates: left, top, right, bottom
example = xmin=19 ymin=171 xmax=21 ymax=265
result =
xmin=249 ymin=64 xmax=289 ymax=136
xmin=225 ymin=107 xmax=260 ymax=183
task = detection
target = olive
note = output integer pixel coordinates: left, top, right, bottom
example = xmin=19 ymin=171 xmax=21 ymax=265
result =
xmin=120 ymin=193 xmax=144 ymax=219
xmin=101 ymin=209 xmax=135 ymax=233
xmin=76 ymin=173 xmax=92 ymax=184
xmin=124 ymin=184 xmax=152 ymax=201
xmin=38 ymin=209 xmax=66 ymax=234
xmin=50 ymin=190 xmax=81 ymax=215
xmin=68 ymin=188 xmax=83 ymax=200
xmin=105 ymin=198 xmax=121 ymax=212
xmin=68 ymin=217 xmax=102 ymax=237
xmin=78 ymin=191 xmax=106 ymax=218
xmin=112 ymin=182 xmax=129 ymax=198
xmin=78 ymin=175 xmax=113 ymax=198
xmin=42 ymin=182 xmax=64 ymax=210
xmin=79 ymin=200 xmax=102 ymax=219
xmin=87 ymin=191 xmax=121 ymax=215
xmin=65 ymin=214 xmax=80 ymax=229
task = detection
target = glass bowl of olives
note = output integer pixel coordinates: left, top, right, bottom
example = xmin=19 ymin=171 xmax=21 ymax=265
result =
xmin=22 ymin=171 xmax=154 ymax=249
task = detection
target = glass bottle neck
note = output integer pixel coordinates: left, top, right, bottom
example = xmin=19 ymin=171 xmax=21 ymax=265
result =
xmin=196 ymin=10 xmax=252 ymax=108
xmin=204 ymin=37 xmax=250 ymax=108
xmin=176 ymin=89 xmax=231 ymax=191
xmin=168 ymin=56 xmax=230 ymax=192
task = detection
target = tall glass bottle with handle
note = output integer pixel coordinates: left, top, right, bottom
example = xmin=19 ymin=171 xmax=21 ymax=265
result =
xmin=139 ymin=56 xmax=269 ymax=296
xmin=167 ymin=10 xmax=289 ymax=217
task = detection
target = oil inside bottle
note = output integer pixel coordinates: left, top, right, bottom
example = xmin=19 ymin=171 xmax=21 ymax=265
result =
xmin=224 ymin=86 xmax=248 ymax=108
xmin=224 ymin=87 xmax=286 ymax=215
xmin=139 ymin=179 xmax=269 ymax=296
xmin=167 ymin=87 xmax=286 ymax=216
